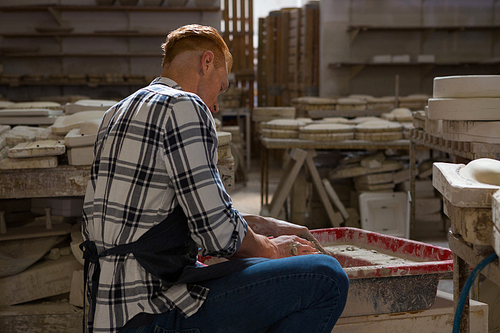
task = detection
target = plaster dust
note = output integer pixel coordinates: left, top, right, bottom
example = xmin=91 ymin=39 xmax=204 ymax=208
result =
xmin=321 ymin=243 xmax=425 ymax=267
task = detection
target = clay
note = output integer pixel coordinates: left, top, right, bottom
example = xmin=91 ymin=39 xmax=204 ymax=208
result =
xmin=459 ymin=158 xmax=500 ymax=186
xmin=322 ymin=244 xmax=420 ymax=266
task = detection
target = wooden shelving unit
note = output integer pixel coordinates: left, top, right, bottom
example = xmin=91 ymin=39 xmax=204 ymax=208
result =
xmin=0 ymin=3 xmax=222 ymax=100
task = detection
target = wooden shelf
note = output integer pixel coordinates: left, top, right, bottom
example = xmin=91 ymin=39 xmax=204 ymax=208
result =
xmin=0 ymin=5 xmax=220 ymax=13
xmin=328 ymin=61 xmax=500 ymax=79
xmin=0 ymin=31 xmax=168 ymax=38
xmin=347 ymin=24 xmax=500 ymax=43
xmin=0 ymin=52 xmax=162 ymax=58
xmin=0 ymin=81 xmax=150 ymax=87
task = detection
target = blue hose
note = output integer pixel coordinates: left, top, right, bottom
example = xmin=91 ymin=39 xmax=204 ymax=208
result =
xmin=452 ymin=252 xmax=498 ymax=333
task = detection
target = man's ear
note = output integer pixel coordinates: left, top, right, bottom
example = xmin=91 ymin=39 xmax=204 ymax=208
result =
xmin=201 ymin=51 xmax=215 ymax=75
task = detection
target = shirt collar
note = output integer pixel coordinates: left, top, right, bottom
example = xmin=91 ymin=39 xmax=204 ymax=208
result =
xmin=150 ymin=77 xmax=183 ymax=91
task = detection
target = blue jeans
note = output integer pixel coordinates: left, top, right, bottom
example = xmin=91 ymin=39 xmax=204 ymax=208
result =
xmin=121 ymin=254 xmax=348 ymax=333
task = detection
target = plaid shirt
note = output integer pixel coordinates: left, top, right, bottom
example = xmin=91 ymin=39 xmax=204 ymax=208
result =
xmin=81 ymin=77 xmax=248 ymax=333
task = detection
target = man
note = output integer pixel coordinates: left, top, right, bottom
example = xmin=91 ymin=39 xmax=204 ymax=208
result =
xmin=81 ymin=24 xmax=348 ymax=333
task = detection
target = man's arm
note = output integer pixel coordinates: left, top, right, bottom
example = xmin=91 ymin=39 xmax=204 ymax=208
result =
xmin=240 ymin=214 xmax=328 ymax=255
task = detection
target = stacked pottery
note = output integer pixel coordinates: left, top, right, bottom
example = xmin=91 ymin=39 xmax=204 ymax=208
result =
xmin=299 ymin=123 xmax=355 ymax=141
xmin=355 ymin=119 xmax=403 ymax=141
xmin=260 ymin=119 xmax=306 ymax=139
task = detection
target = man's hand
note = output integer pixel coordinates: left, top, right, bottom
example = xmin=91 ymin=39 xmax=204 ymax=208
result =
xmin=241 ymin=214 xmax=328 ymax=254
xmin=240 ymin=214 xmax=328 ymax=255
xmin=241 ymin=214 xmax=308 ymax=238
xmin=268 ymin=235 xmax=320 ymax=259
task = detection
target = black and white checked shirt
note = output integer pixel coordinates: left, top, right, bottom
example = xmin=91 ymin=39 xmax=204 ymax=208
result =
xmin=82 ymin=77 xmax=248 ymax=333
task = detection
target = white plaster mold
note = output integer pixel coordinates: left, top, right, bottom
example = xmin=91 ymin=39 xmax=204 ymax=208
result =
xmin=427 ymin=97 xmax=500 ymax=120
xmin=8 ymin=140 xmax=66 ymax=158
xmin=433 ymin=75 xmax=500 ymax=98
xmin=442 ymin=120 xmax=500 ymax=144
xmin=51 ymin=110 xmax=105 ymax=135
xmin=67 ymin=146 xmax=94 ymax=166
xmin=433 ymin=162 xmax=500 ymax=208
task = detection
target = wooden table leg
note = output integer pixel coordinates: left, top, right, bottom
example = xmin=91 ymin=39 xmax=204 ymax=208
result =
xmin=454 ymin=253 xmax=470 ymax=333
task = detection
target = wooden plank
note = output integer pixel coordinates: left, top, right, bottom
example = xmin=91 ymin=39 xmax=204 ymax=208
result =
xmin=0 ymin=165 xmax=90 ymax=198
xmin=269 ymin=149 xmax=307 ymax=217
xmin=304 ymin=151 xmax=342 ymax=227
xmin=0 ymin=255 xmax=82 ymax=306
xmin=323 ymin=179 xmax=350 ymax=220
xmin=0 ymin=302 xmax=82 ymax=333
xmin=0 ymin=223 xmax=71 ymax=241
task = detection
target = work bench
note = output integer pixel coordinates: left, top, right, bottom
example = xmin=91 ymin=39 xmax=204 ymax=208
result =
xmin=410 ymin=128 xmax=500 ymax=333
xmin=259 ymin=136 xmax=410 ymax=226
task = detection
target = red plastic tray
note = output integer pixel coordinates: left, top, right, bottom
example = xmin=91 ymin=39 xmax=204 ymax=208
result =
xmin=311 ymin=227 xmax=453 ymax=316
xmin=311 ymin=227 xmax=453 ymax=279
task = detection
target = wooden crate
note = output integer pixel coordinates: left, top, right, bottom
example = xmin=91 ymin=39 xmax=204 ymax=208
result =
xmin=257 ymin=3 xmax=319 ymax=107
xmin=222 ymin=0 xmax=254 ymax=109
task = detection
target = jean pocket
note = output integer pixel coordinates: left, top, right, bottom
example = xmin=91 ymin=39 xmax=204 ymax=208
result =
xmin=154 ymin=327 xmax=201 ymax=333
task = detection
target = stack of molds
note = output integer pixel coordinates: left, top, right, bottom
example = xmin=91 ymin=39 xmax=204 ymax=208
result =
xmin=64 ymin=118 xmax=101 ymax=165
xmin=354 ymin=119 xmax=403 ymax=141
xmin=298 ymin=123 xmax=355 ymax=141
xmin=252 ymin=107 xmax=296 ymax=133
xmin=398 ymin=94 xmax=429 ymax=110
xmin=0 ymin=101 xmax=62 ymax=125
xmin=336 ymin=97 xmax=367 ymax=112
xmin=0 ymin=139 xmax=65 ymax=170
xmin=381 ymin=108 xmax=413 ymax=123
xmin=369 ymin=96 xmax=396 ymax=110
xmin=216 ymin=131 xmax=234 ymax=190
xmin=433 ymin=159 xmax=500 ymax=247
xmin=0 ymin=125 xmax=49 ymax=148
xmin=64 ymin=99 xmax=116 ymax=115
xmin=428 ymin=76 xmax=500 ymax=143
xmin=260 ymin=119 xmax=306 ymax=139
xmin=291 ymin=97 xmax=337 ymax=119
xmin=329 ymin=151 xmax=404 ymax=191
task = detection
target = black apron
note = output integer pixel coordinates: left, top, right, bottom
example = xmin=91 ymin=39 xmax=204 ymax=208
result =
xmin=80 ymin=205 xmax=266 ymax=333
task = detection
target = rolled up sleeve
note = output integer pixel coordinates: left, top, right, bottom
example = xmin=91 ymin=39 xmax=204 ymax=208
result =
xmin=162 ymin=95 xmax=247 ymax=257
